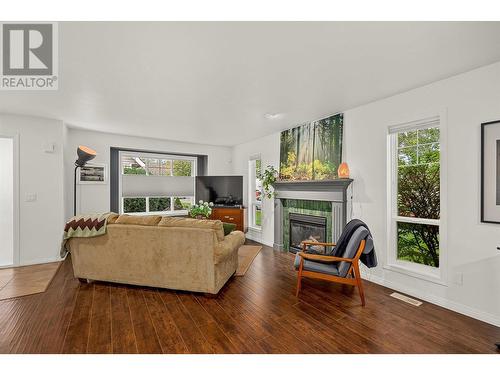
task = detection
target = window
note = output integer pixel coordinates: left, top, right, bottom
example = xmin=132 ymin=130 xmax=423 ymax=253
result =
xmin=388 ymin=117 xmax=443 ymax=280
xmin=120 ymin=152 xmax=196 ymax=215
xmin=249 ymin=157 xmax=263 ymax=229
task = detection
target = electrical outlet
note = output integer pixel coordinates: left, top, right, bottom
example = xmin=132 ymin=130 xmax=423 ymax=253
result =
xmin=453 ymin=272 xmax=463 ymax=286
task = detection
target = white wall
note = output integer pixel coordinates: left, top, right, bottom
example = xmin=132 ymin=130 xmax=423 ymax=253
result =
xmin=0 ymin=114 xmax=65 ymax=265
xmin=0 ymin=138 xmax=14 ymax=266
xmin=231 ymin=61 xmax=500 ymax=326
xmin=344 ymin=61 xmax=500 ymax=326
xmin=64 ymin=127 xmax=233 ymax=219
xmin=232 ymin=133 xmax=280 ymax=246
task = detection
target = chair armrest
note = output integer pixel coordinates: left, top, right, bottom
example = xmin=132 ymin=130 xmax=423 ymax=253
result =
xmin=301 ymin=241 xmax=336 ymax=254
xmin=298 ymin=252 xmax=354 ymax=263
xmin=301 ymin=241 xmax=336 ymax=248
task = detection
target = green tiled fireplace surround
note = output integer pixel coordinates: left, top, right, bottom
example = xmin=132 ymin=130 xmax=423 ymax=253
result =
xmin=282 ymin=199 xmax=332 ymax=251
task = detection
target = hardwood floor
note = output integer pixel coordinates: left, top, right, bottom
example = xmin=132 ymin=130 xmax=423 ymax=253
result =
xmin=0 ymin=241 xmax=498 ymax=354
xmin=0 ymin=262 xmax=61 ymax=300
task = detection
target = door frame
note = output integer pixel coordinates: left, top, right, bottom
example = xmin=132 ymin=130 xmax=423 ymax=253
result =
xmin=0 ymin=133 xmax=20 ymax=268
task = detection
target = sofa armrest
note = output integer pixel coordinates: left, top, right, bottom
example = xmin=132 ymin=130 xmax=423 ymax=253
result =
xmin=215 ymin=230 xmax=245 ymax=264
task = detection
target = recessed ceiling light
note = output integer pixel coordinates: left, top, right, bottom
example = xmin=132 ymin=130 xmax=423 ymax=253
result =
xmin=264 ymin=113 xmax=283 ymax=120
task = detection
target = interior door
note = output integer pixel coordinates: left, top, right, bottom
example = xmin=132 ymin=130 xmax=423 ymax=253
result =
xmin=0 ymin=137 xmax=14 ymax=266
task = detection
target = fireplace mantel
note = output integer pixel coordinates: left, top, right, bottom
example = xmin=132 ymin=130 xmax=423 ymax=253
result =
xmin=273 ymin=179 xmax=352 ymax=202
xmin=272 ymin=179 xmax=353 ymax=251
xmin=273 ymin=178 xmax=353 ymax=191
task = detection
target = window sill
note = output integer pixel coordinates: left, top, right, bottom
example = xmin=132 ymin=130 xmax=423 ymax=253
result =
xmin=383 ymin=263 xmax=447 ymax=286
xmin=248 ymin=226 xmax=262 ymax=232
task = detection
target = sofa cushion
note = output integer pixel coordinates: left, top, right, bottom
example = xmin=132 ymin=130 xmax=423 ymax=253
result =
xmin=114 ymin=214 xmax=162 ymax=226
xmin=159 ymin=217 xmax=225 ymax=242
xmin=293 ymin=254 xmax=340 ymax=276
xmin=223 ymin=222 xmax=237 ymax=236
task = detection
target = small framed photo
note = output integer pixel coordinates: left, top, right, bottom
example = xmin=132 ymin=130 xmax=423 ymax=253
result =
xmin=481 ymin=120 xmax=500 ymax=223
xmin=78 ymin=163 xmax=107 ymax=185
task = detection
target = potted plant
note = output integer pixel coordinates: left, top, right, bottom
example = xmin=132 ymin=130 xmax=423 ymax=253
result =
xmin=258 ymin=165 xmax=279 ymax=199
xmin=189 ymin=200 xmax=214 ymax=219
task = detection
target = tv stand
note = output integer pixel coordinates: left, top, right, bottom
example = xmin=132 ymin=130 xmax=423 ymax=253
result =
xmin=210 ymin=207 xmax=245 ymax=232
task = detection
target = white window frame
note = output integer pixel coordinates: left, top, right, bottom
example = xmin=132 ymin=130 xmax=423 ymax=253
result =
xmin=386 ymin=113 xmax=448 ymax=285
xmin=248 ymin=155 xmax=262 ymax=231
xmin=118 ymin=151 xmax=197 ymax=216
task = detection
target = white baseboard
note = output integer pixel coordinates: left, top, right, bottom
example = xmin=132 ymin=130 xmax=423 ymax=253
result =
xmin=245 ymin=232 xmax=274 ymax=248
xmin=0 ymin=257 xmax=63 ymax=269
xmin=361 ymin=270 xmax=500 ymax=327
xmin=19 ymin=256 xmax=63 ymax=267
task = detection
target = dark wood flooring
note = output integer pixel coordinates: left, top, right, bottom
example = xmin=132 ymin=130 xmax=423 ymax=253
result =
xmin=0 ymin=241 xmax=499 ymax=354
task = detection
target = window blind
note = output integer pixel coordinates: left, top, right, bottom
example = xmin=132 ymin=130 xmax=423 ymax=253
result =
xmin=388 ymin=116 xmax=440 ymax=134
xmin=121 ymin=175 xmax=194 ymax=197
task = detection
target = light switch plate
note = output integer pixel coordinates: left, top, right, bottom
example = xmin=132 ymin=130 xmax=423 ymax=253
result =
xmin=43 ymin=142 xmax=55 ymax=153
xmin=25 ymin=193 xmax=37 ymax=202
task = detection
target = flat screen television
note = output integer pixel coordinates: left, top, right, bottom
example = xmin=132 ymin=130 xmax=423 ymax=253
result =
xmin=195 ymin=176 xmax=243 ymax=207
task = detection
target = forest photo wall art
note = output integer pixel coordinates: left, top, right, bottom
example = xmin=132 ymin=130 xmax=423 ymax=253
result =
xmin=279 ymin=113 xmax=343 ymax=180
xmin=481 ymin=120 xmax=500 ymax=223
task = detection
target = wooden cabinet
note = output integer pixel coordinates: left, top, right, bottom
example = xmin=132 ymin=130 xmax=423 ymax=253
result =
xmin=211 ymin=207 xmax=246 ymax=232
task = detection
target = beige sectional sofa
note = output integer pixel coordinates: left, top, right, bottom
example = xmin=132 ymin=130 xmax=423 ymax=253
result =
xmin=67 ymin=215 xmax=245 ymax=294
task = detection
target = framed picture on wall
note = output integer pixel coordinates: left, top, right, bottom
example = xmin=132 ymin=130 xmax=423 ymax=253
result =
xmin=78 ymin=163 xmax=107 ymax=185
xmin=481 ymin=120 xmax=500 ymax=223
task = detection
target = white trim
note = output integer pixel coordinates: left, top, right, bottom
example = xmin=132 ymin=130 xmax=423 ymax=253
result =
xmin=0 ymin=133 xmax=20 ymax=267
xmin=0 ymin=256 xmax=63 ymax=269
xmin=12 ymin=134 xmax=19 ymax=267
xmin=248 ymin=225 xmax=262 ymax=233
xmin=248 ymin=158 xmax=263 ymax=229
xmin=245 ymin=233 xmax=273 ymax=248
xmin=361 ymin=270 xmax=500 ymax=328
xmin=394 ymin=216 xmax=440 ymax=226
xmin=383 ymin=263 xmax=446 ymax=286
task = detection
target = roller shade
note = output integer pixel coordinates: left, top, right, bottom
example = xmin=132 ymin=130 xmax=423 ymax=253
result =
xmin=122 ymin=175 xmax=194 ymax=197
xmin=388 ymin=116 xmax=439 ymax=134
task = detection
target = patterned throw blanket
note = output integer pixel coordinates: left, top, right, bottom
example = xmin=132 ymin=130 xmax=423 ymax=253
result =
xmin=60 ymin=212 xmax=117 ymax=257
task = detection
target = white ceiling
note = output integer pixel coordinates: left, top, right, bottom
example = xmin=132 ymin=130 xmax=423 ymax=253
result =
xmin=2 ymin=22 xmax=500 ymax=146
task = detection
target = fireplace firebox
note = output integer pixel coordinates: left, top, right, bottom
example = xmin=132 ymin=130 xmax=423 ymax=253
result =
xmin=289 ymin=213 xmax=327 ymax=253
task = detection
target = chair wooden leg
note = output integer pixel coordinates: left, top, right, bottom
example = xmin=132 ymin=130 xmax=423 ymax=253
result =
xmin=295 ymin=275 xmax=301 ymax=297
xmin=353 ymin=265 xmax=365 ymax=306
xmin=296 ymin=261 xmax=303 ymax=297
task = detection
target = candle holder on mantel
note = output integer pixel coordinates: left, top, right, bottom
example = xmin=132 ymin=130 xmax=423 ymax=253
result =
xmin=337 ymin=162 xmax=350 ymax=179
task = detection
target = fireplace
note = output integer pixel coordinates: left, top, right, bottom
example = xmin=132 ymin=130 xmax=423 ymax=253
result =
xmin=289 ymin=213 xmax=327 ymax=253
xmin=272 ymin=179 xmax=353 ymax=252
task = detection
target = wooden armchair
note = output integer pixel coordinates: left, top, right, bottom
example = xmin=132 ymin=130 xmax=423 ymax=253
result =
xmin=295 ymin=238 xmax=367 ymax=306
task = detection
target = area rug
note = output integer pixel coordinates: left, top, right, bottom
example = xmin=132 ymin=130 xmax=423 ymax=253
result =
xmin=0 ymin=261 xmax=62 ymax=300
xmin=236 ymin=245 xmax=262 ymax=276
